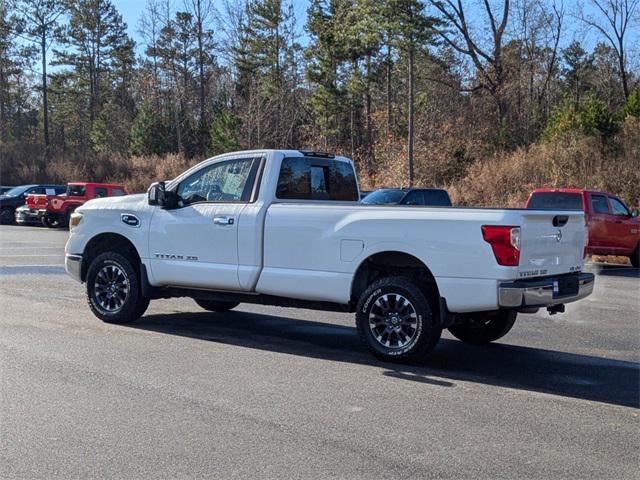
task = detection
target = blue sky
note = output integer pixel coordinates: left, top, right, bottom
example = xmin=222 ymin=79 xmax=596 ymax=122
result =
xmin=113 ymin=0 xmax=311 ymax=51
xmin=111 ymin=0 xmax=638 ymax=69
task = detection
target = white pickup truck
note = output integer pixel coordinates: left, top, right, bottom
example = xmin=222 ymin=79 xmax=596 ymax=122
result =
xmin=65 ymin=150 xmax=594 ymax=361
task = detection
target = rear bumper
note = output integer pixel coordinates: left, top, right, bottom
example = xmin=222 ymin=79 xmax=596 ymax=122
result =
xmin=498 ymin=272 xmax=594 ymax=308
xmin=65 ymin=254 xmax=83 ymax=283
xmin=14 ymin=207 xmax=40 ymax=224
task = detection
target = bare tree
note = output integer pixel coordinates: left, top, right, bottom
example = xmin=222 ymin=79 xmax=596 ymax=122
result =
xmin=576 ymin=0 xmax=639 ymax=99
xmin=513 ymin=0 xmax=564 ymax=141
xmin=139 ymin=0 xmax=164 ymax=109
xmin=427 ymin=0 xmax=511 ymax=126
xmin=186 ymin=0 xmax=216 ymax=151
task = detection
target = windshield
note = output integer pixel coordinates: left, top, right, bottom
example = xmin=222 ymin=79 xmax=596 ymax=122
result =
xmin=361 ymin=189 xmax=406 ymax=204
xmin=1 ymin=186 xmax=30 ymax=197
xmin=528 ymin=192 xmax=583 ymax=210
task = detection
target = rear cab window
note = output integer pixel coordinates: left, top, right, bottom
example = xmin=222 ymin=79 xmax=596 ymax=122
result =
xmin=527 ymin=192 xmax=583 ymax=210
xmin=94 ymin=187 xmax=108 ymax=198
xmin=276 ymin=157 xmax=359 ymax=201
xmin=111 ymin=188 xmax=126 ymax=197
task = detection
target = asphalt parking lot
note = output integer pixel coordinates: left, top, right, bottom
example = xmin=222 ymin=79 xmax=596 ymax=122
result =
xmin=0 ymin=224 xmax=638 ymax=479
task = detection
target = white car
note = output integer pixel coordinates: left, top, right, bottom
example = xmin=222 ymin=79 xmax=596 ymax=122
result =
xmin=65 ymin=150 xmax=594 ymax=361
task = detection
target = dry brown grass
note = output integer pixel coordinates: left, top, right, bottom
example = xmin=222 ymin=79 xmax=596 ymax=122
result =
xmin=1 ymin=149 xmax=195 ymax=193
xmin=1 ymin=117 xmax=638 ymax=204
xmin=591 ymin=255 xmax=631 ymax=265
xmin=448 ymin=117 xmax=640 ymax=208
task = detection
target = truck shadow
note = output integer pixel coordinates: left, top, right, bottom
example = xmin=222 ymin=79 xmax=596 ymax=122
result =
xmin=130 ymin=310 xmax=639 ymax=409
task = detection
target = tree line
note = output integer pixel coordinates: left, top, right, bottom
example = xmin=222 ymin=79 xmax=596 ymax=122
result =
xmin=0 ymin=0 xmax=639 ymax=191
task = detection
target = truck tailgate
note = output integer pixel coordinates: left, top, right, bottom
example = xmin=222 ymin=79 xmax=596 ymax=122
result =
xmin=518 ymin=211 xmax=585 ymax=278
xmin=26 ymin=194 xmax=48 ymax=209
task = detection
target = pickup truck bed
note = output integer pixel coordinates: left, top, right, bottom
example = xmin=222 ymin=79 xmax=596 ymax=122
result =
xmin=65 ymin=150 xmax=594 ymax=362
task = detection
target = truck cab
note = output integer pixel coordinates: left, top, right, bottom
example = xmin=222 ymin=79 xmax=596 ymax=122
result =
xmin=526 ymin=188 xmax=639 ymax=267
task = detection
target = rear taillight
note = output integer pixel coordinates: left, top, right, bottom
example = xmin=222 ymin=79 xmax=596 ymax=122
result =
xmin=583 ymin=219 xmax=589 ymax=259
xmin=482 ymin=225 xmax=521 ymax=266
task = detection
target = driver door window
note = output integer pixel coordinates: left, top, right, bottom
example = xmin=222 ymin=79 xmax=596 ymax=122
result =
xmin=609 ymin=197 xmax=629 ymax=216
xmin=177 ymin=158 xmax=258 ymax=206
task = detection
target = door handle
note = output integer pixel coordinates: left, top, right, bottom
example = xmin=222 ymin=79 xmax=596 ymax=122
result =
xmin=615 ymin=220 xmax=622 ymax=224
xmin=213 ymin=216 xmax=234 ymax=225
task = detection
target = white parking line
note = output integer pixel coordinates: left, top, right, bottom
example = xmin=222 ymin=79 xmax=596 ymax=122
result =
xmin=0 ymin=264 xmax=64 ymax=268
xmin=0 ymin=254 xmax=63 ymax=257
xmin=0 ymin=246 xmax=62 ymax=250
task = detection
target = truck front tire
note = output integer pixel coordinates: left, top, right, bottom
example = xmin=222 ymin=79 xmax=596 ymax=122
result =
xmin=194 ymin=299 xmax=239 ymax=312
xmin=356 ymin=277 xmax=442 ymax=362
xmin=86 ymin=251 xmax=149 ymax=324
xmin=1 ymin=208 xmax=14 ymax=224
xmin=448 ymin=310 xmax=517 ymax=345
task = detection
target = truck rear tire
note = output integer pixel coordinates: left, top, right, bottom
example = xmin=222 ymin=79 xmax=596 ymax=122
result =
xmin=41 ymin=216 xmax=59 ymax=228
xmin=86 ymin=251 xmax=149 ymax=324
xmin=194 ymin=299 xmax=239 ymax=312
xmin=355 ymin=276 xmax=441 ymax=362
xmin=448 ymin=310 xmax=517 ymax=345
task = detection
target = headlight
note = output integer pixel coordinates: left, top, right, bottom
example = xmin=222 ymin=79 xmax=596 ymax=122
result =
xmin=69 ymin=212 xmax=83 ymax=230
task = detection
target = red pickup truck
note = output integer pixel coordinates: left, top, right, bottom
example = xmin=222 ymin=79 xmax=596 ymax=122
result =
xmin=526 ymin=188 xmax=639 ymax=267
xmin=27 ymin=182 xmax=127 ymax=228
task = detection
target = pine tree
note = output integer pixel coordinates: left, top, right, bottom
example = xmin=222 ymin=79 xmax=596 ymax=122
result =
xmin=305 ymin=0 xmax=347 ymax=148
xmin=155 ymin=10 xmax=199 ymax=154
xmin=130 ymin=100 xmax=167 ymax=156
xmin=54 ymin=0 xmax=135 ymax=128
xmin=1 ymin=6 xmax=36 ymax=142
xmin=562 ymin=42 xmax=594 ymax=107
xmin=186 ymin=0 xmax=216 ymax=153
xmin=385 ymin=0 xmax=437 ymax=185
xmin=12 ymin=0 xmax=64 ymax=151
xmin=235 ymin=0 xmax=300 ymax=147
xmin=210 ymin=106 xmax=240 ymax=154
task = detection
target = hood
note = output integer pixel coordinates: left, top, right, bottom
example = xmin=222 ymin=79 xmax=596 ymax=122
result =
xmin=0 ymin=195 xmax=20 ymax=205
xmin=78 ymin=193 xmax=147 ymax=212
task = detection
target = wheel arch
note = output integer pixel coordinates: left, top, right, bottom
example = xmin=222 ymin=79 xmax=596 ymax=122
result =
xmin=350 ymin=251 xmax=441 ymax=308
xmin=81 ymin=232 xmax=142 ymax=282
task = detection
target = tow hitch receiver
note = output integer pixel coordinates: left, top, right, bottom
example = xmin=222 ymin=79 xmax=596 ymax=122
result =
xmin=547 ymin=304 xmax=565 ymax=315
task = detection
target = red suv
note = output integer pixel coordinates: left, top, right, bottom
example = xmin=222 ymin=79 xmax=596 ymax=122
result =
xmin=526 ymin=189 xmax=639 ymax=267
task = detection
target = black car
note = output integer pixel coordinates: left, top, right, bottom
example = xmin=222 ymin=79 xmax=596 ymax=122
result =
xmin=0 ymin=184 xmax=66 ymax=224
xmin=361 ymin=188 xmax=452 ymax=206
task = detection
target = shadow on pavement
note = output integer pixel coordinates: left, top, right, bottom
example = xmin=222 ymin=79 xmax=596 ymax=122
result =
xmin=130 ymin=310 xmax=639 ymax=409
xmin=589 ymin=264 xmax=640 ymax=278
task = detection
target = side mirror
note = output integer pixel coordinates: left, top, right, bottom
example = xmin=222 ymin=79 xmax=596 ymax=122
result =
xmin=148 ymin=181 xmax=166 ymax=206
xmin=148 ymin=181 xmax=178 ymax=209
xmin=631 ymin=209 xmax=639 ymax=218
